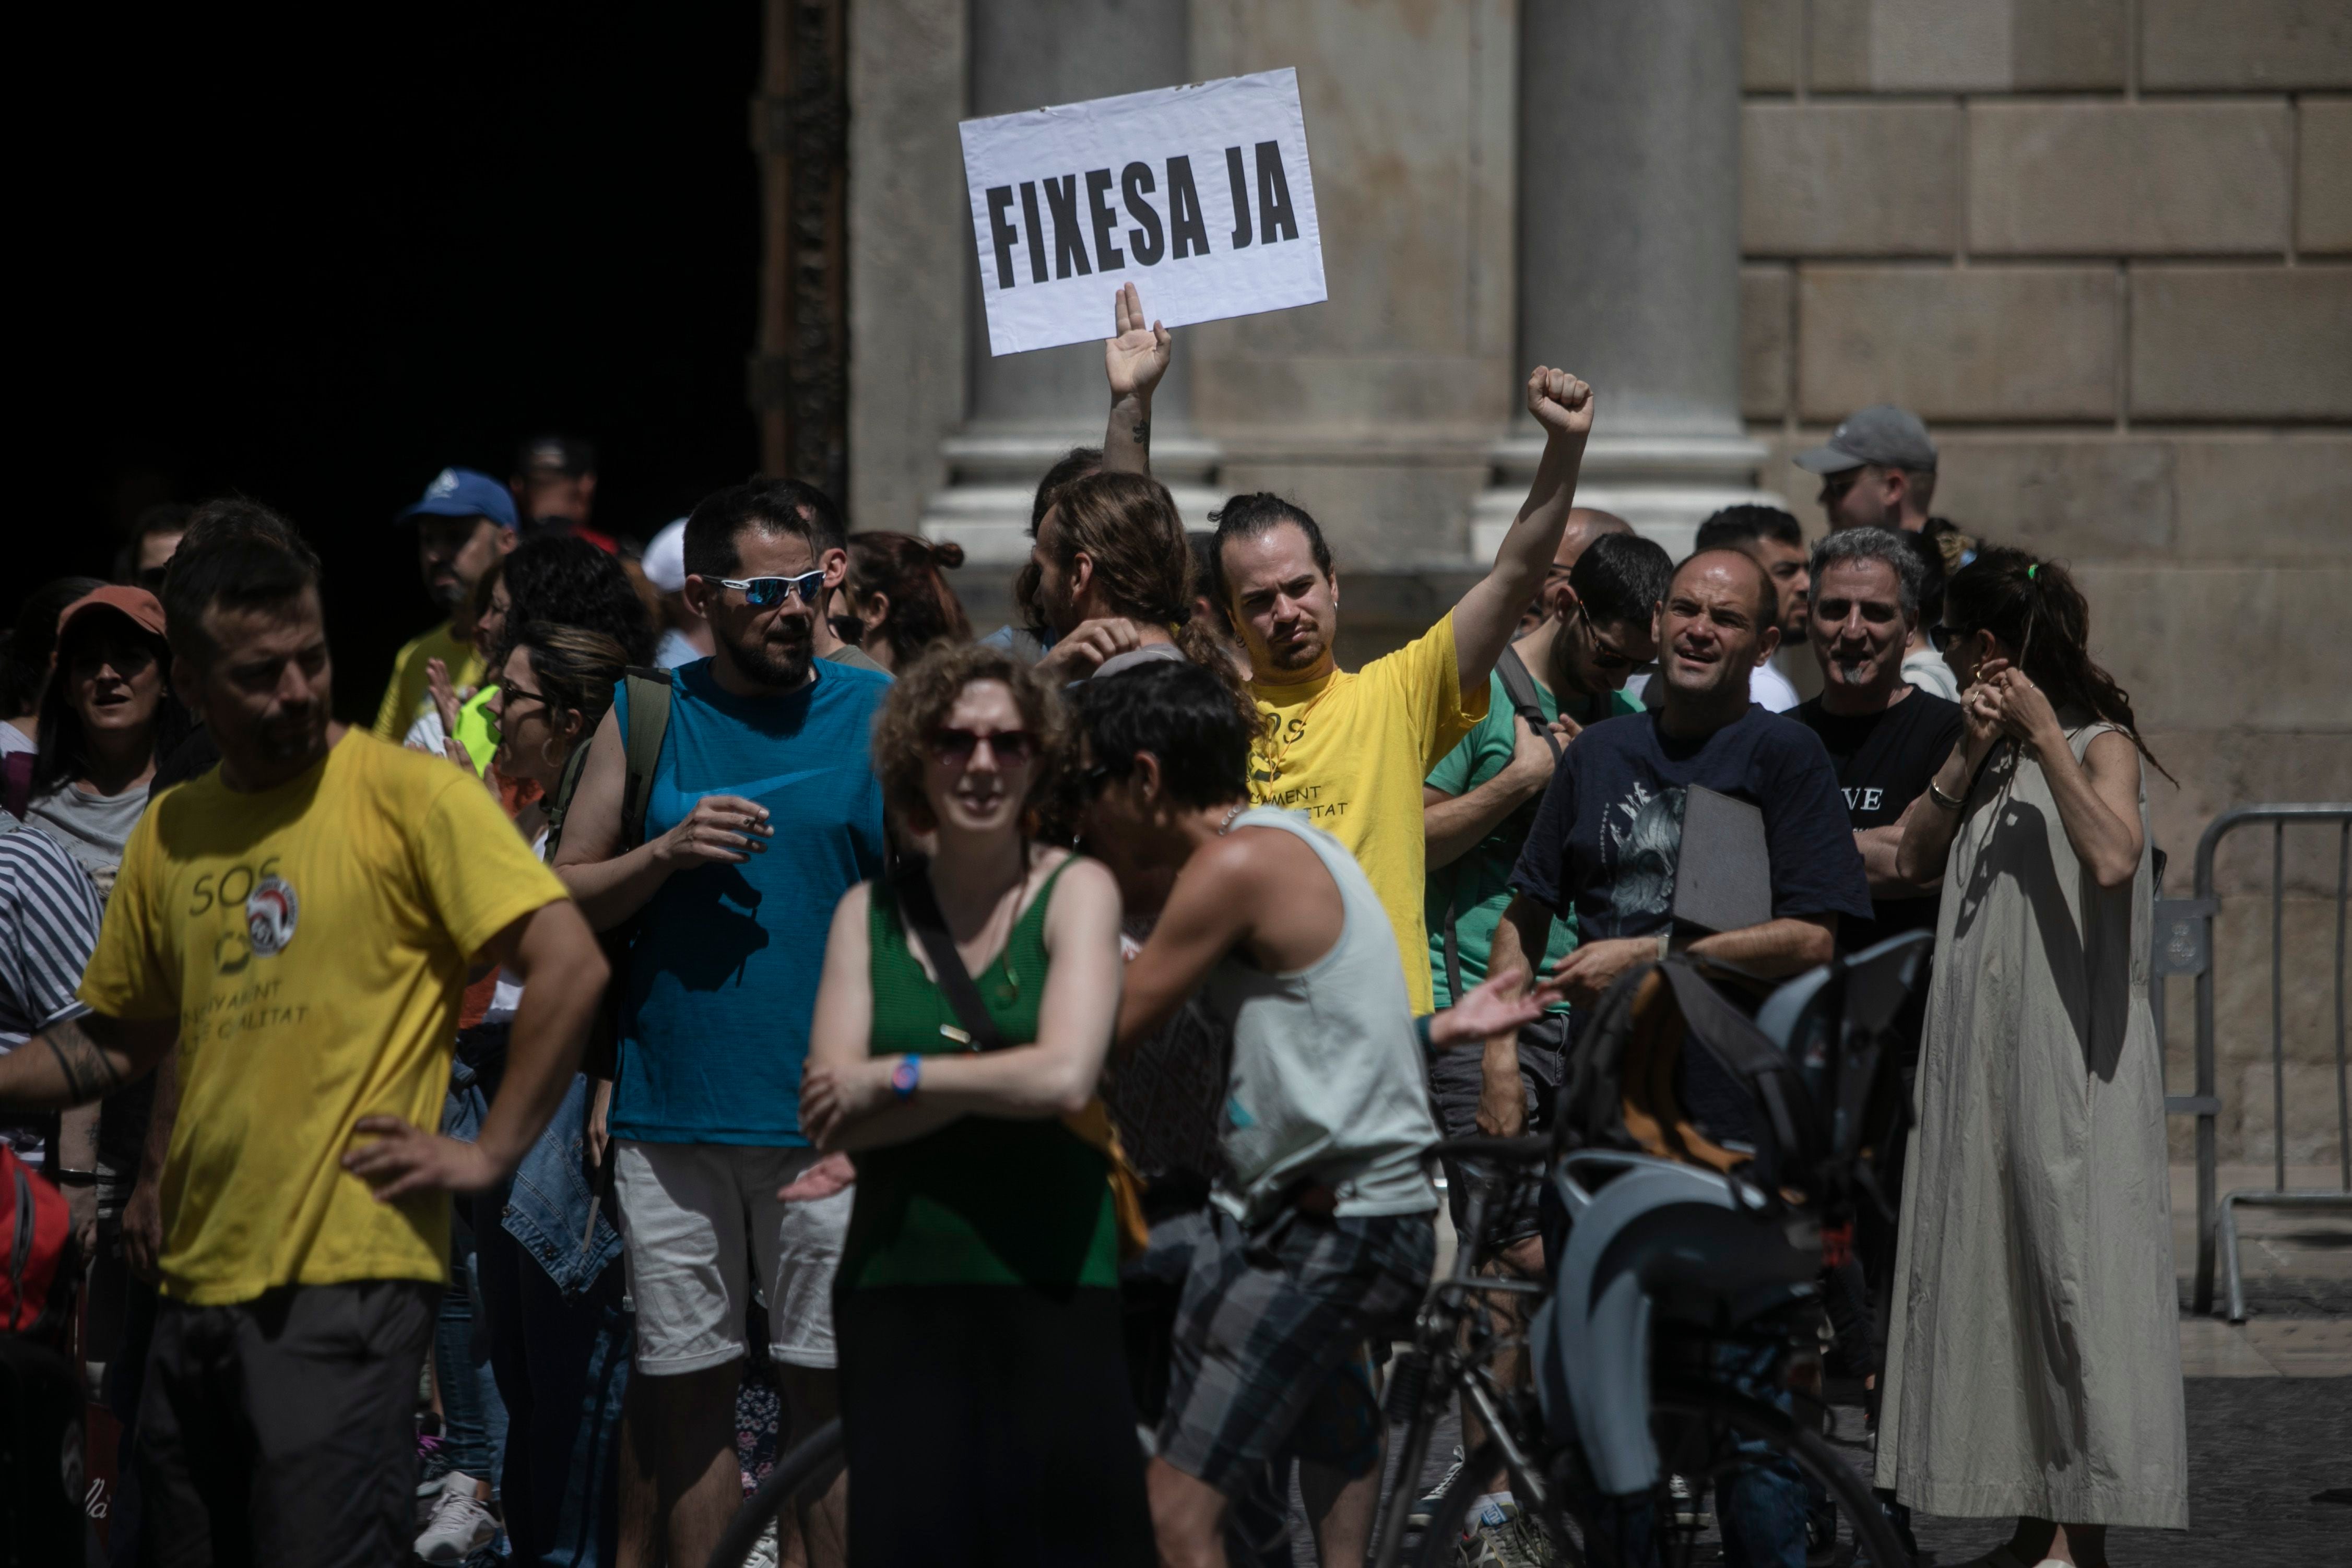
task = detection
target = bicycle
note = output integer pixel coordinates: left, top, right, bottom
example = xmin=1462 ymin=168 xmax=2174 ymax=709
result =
xmin=711 ymin=933 xmax=1932 ymax=1568
xmin=1374 ymin=932 xmax=1935 ymax=1568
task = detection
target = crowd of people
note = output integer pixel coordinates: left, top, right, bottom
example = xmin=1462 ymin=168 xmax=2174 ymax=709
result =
xmin=0 ymin=293 xmax=2187 ymax=1568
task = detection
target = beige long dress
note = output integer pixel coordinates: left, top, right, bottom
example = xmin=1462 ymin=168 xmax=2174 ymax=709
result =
xmin=1876 ymin=718 xmax=2189 ymax=1528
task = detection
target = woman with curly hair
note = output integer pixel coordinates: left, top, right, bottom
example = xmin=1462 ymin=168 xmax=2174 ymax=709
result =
xmin=1883 ymin=547 xmax=2188 ymax=1566
xmin=796 ymin=640 xmax=1152 ymax=1565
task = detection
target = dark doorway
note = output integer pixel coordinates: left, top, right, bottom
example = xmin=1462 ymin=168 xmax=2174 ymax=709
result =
xmin=21 ymin=6 xmax=762 ymax=720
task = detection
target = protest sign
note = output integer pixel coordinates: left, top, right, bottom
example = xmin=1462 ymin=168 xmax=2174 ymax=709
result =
xmin=959 ymin=68 xmax=1326 ymax=357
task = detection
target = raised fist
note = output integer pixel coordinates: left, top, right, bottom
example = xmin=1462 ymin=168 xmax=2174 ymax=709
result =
xmin=1526 ymin=366 xmax=1595 ymax=437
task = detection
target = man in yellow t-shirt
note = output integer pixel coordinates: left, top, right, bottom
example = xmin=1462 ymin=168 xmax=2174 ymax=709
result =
xmin=373 ymin=465 xmax=518 ymax=740
xmin=1209 ymin=369 xmax=1598 ymax=1013
xmin=0 ymin=502 xmax=607 ymax=1564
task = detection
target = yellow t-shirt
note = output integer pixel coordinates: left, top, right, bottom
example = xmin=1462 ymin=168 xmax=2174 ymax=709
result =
xmin=77 ymin=731 xmax=569 ymax=1304
xmin=1245 ymin=611 xmax=1488 ymax=1013
xmin=373 ymin=622 xmax=485 ymax=741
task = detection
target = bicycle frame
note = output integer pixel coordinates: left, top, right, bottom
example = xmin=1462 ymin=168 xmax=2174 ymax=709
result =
xmin=1369 ymin=1152 xmax=1559 ymax=1568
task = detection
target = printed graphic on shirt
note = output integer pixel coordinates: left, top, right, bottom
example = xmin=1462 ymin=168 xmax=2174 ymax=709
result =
xmin=1248 ymin=712 xmax=1348 ymax=823
xmin=246 ymin=875 xmax=299 ymax=957
xmin=1603 ymin=782 xmax=1684 ymax=932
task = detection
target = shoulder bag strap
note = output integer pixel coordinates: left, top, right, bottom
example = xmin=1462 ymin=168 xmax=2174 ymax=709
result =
xmin=618 ymin=668 xmax=674 ymax=850
xmin=1494 ymin=646 xmax=1560 ymax=763
xmin=891 ymin=861 xmax=1009 ymax=1053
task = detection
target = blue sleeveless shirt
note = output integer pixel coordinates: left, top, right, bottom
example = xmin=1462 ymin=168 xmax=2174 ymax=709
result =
xmin=609 ymin=658 xmax=890 ymax=1146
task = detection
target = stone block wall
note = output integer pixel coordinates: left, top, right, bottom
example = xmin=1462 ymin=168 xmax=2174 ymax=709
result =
xmin=1741 ymin=0 xmax=2352 ymax=1161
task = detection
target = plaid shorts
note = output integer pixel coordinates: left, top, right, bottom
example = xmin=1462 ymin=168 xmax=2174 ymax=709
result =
xmin=1155 ymin=1205 xmax=1435 ymax=1494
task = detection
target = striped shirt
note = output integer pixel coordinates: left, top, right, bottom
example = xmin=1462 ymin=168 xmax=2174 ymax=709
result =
xmin=1 ymin=828 xmax=102 ymax=1159
xmin=1 ymin=825 xmax=102 ymax=1051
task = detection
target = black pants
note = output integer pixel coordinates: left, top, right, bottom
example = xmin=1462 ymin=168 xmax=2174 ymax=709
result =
xmin=838 ymin=1283 xmax=1155 ymax=1567
xmin=134 ymin=1279 xmax=438 ymax=1568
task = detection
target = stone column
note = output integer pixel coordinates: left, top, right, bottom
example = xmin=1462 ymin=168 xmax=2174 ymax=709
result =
xmin=918 ymin=0 xmax=1220 ymax=566
xmin=1472 ymin=0 xmax=1776 ymax=561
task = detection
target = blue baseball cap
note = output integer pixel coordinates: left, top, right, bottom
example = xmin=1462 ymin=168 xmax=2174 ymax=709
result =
xmin=399 ymin=467 xmax=519 ymax=531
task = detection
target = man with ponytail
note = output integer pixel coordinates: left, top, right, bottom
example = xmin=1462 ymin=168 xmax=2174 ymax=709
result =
xmin=1883 ymin=545 xmax=2189 ymax=1562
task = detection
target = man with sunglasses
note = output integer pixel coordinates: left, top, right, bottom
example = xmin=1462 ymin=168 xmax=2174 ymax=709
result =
xmin=552 ymin=477 xmax=888 ymax=1568
xmin=1414 ymin=527 xmax=1672 ymax=1552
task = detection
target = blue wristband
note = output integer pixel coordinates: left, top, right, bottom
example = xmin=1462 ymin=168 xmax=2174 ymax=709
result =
xmin=890 ymin=1055 xmax=921 ymax=1100
xmin=1414 ymin=1013 xmax=1435 ymax=1056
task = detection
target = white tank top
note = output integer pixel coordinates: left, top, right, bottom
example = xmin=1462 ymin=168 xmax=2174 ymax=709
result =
xmin=1204 ymin=807 xmax=1440 ymax=1226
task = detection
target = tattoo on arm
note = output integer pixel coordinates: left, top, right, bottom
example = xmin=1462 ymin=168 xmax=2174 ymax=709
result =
xmin=1130 ymin=418 xmax=1150 ymax=444
xmin=42 ymin=1020 xmax=125 ymax=1105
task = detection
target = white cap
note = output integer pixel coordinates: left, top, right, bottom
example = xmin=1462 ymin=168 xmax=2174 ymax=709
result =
xmin=643 ymin=518 xmax=689 ymax=593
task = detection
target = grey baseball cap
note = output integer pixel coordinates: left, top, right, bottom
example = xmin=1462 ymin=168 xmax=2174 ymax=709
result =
xmin=1794 ymin=405 xmax=1938 ymax=474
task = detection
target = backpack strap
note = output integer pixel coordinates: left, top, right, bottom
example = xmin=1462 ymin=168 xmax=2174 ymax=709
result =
xmin=8 ymin=1160 xmax=32 ymax=1331
xmin=891 ymin=860 xmax=1009 ymax=1053
xmin=618 ymin=668 xmax=673 ymax=850
xmin=539 ymin=741 xmax=596 ymax=864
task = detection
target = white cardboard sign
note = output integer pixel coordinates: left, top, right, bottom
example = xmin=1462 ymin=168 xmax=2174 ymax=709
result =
xmin=959 ymin=68 xmax=1326 ymax=357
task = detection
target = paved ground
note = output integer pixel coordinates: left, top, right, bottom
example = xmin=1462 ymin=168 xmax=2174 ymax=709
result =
xmin=1910 ymin=1379 xmax=2352 ymax=1567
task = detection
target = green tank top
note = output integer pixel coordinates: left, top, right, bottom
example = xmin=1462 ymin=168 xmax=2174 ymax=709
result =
xmin=838 ymin=859 xmax=1120 ymax=1291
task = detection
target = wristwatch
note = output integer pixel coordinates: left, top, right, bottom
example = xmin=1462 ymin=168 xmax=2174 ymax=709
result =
xmin=890 ymin=1055 xmax=921 ymax=1101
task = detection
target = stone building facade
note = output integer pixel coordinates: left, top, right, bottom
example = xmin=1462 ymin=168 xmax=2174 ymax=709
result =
xmin=837 ymin=0 xmax=2350 ymax=1161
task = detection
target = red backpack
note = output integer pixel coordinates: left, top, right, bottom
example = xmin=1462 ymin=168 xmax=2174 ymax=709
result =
xmin=0 ymin=1144 xmax=78 ymax=1345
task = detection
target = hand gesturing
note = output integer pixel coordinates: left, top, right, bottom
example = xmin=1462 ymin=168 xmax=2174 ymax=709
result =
xmin=1105 ymin=282 xmax=1172 ymax=403
xmin=1526 ymin=366 xmax=1595 ymax=437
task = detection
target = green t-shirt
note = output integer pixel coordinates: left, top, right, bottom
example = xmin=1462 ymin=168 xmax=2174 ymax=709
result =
xmin=1423 ymin=670 xmax=1638 ymax=1008
xmin=840 ymin=861 xmax=1120 ymax=1291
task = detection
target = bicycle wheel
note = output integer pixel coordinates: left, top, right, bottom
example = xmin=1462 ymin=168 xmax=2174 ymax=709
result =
xmin=707 ymin=1416 xmax=845 ymax=1568
xmin=1564 ymin=1378 xmax=1906 ymax=1568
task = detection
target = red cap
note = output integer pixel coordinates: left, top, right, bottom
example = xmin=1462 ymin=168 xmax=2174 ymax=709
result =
xmin=55 ymin=586 xmax=167 ymax=643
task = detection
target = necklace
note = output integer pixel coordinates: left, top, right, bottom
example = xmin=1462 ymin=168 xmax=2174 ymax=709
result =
xmin=1215 ymin=803 xmax=1247 ymax=836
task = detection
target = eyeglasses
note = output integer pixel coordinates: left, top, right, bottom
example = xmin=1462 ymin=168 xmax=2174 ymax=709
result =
xmin=717 ymin=569 xmax=828 ymax=609
xmin=929 ymin=728 xmax=1039 ymax=766
xmin=1818 ymin=471 xmax=1862 ymax=503
xmin=1081 ymin=762 xmax=1119 ymax=798
xmin=1928 ymin=623 xmax=1970 ymax=652
xmin=488 ymin=687 xmax=550 ymax=740
xmin=1577 ymin=603 xmax=1650 ymax=673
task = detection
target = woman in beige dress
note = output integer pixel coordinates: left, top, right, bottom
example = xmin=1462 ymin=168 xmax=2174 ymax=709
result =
xmin=1882 ymin=547 xmax=2189 ymax=1567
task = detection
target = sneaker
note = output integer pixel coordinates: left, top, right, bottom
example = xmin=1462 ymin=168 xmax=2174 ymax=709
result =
xmin=415 ymin=1475 xmax=499 ymax=1565
xmin=1667 ymin=1472 xmax=1713 ymax=1531
xmin=1410 ymin=1445 xmax=1467 ymax=1530
xmin=413 ymin=1440 xmax=452 ymax=1534
xmin=1455 ymin=1496 xmax=1551 ymax=1568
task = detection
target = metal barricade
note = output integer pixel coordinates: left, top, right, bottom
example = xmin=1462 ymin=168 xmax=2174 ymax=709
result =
xmin=2156 ymin=804 xmax=2352 ymax=1321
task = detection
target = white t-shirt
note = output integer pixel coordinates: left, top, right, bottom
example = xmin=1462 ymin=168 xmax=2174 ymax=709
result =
xmin=0 ymin=722 xmax=35 ymax=761
xmin=1748 ymin=660 xmax=1801 ymax=713
xmin=1901 ymin=647 xmax=1961 ymax=702
xmin=481 ymin=827 xmax=552 ymax=1025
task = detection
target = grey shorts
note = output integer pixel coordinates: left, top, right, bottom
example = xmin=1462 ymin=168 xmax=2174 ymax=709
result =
xmin=1155 ymin=1206 xmax=1435 ymax=1495
xmin=1427 ymin=1014 xmax=1566 ymax=1248
xmin=136 ymin=1278 xmax=439 ymax=1567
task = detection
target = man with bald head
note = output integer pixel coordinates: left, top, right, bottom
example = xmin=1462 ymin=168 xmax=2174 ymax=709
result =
xmin=1488 ymin=548 xmax=1869 ymax=1018
xmin=1521 ymin=507 xmax=1633 ymax=635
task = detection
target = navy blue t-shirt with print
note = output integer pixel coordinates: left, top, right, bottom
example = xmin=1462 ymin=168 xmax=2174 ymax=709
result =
xmin=610 ymin=657 xmax=891 ymax=1147
xmin=1508 ymin=706 xmax=1871 ymax=945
